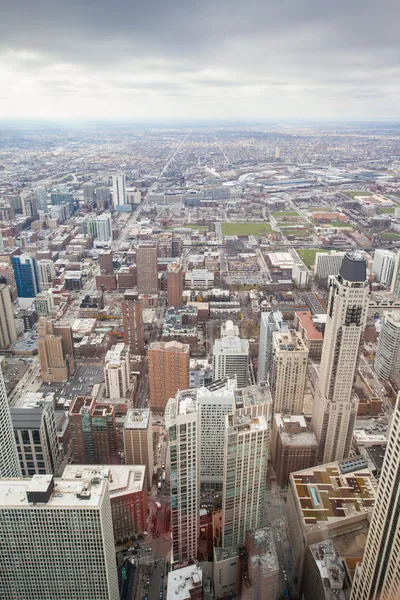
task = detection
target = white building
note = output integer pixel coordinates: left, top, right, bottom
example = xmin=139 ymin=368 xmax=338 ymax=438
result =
xmin=166 ymin=564 xmax=203 ymax=600
xmin=0 ymin=283 xmax=17 ymax=349
xmin=374 ymin=311 xmax=400 ymax=381
xmin=292 ymin=262 xmax=309 ymax=289
xmin=112 ymin=173 xmax=127 ymax=208
xmin=350 ymin=393 xmax=400 ymax=600
xmin=37 ymin=259 xmax=56 ymax=290
xmin=258 ymin=311 xmax=286 ymax=383
xmin=0 ymin=367 xmax=22 ymax=478
xmin=390 ymin=250 xmax=400 ymax=297
xmin=213 ymin=321 xmax=249 ymax=388
xmin=314 ymin=251 xmax=345 ymax=281
xmin=0 ymin=474 xmax=119 ymax=599
xmin=104 ymin=343 xmax=130 ymax=399
xmin=34 ymin=291 xmax=55 ymax=316
xmin=312 ymin=253 xmax=370 ymax=463
xmin=372 ymin=249 xmax=396 ymax=286
xmin=185 ymin=269 xmax=215 ymax=289
xmin=271 ymin=329 xmax=308 ymax=415
xmin=96 ymin=212 xmax=113 ymax=242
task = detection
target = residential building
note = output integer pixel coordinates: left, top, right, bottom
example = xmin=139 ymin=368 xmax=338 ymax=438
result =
xmin=122 ymin=289 xmax=144 ymax=354
xmin=99 ymin=250 xmax=114 ymax=274
xmin=302 ymin=540 xmax=348 ymax=600
xmin=0 ymin=474 xmax=119 ymax=599
xmin=166 ymin=565 xmax=203 ymax=600
xmin=69 ymin=396 xmax=119 ymax=465
xmin=104 ymin=343 xmax=130 ymax=399
xmin=0 ymin=367 xmax=22 ymax=478
xmin=167 ymin=261 xmax=183 ymax=307
xmin=148 ymin=341 xmax=190 ymax=412
xmin=112 ymin=173 xmax=127 ymax=207
xmin=62 ymin=465 xmax=148 ymax=543
xmin=123 ymin=409 xmax=154 ymax=490
xmin=294 ymin=311 xmax=324 ymax=359
xmin=37 ymin=318 xmax=75 ymax=382
xmin=213 ymin=546 xmax=239 ymax=600
xmin=11 ymin=253 xmax=40 ymax=308
xmin=374 ymin=311 xmax=400 ymax=380
xmin=312 ymin=253 xmax=370 ymax=463
xmin=372 ymin=249 xmax=396 ymax=286
xmin=258 ymin=311 xmax=286 ymax=382
xmin=350 ymin=393 xmax=400 ymax=600
xmin=83 ymin=182 xmax=96 ymax=203
xmin=34 ymin=291 xmax=54 ymax=316
xmin=270 ymin=329 xmax=308 ymax=415
xmin=0 ymin=282 xmax=17 ymax=348
xmin=314 ymin=251 xmax=345 ymax=281
xmin=241 ymin=527 xmax=280 ymax=600
xmin=292 ymin=262 xmax=309 ymax=289
xmin=34 ymin=186 xmax=48 ymax=212
xmin=213 ymin=320 xmax=249 ymax=388
xmin=270 ymin=414 xmax=318 ymax=486
xmin=37 ymin=259 xmax=56 ymax=290
xmin=390 ymin=250 xmax=400 ymax=297
xmin=137 ymin=242 xmax=158 ymax=294
xmin=96 ymin=212 xmax=113 ymax=242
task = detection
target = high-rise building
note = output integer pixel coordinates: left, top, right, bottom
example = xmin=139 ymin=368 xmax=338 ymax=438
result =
xmin=104 ymin=343 xmax=130 ymax=399
xmin=11 ymin=253 xmax=40 ymax=308
xmin=374 ymin=311 xmax=400 ymax=380
xmin=37 ymin=318 xmax=75 ymax=383
xmin=137 ymin=242 xmax=158 ymax=294
xmin=96 ymin=212 xmax=113 ymax=242
xmin=241 ymin=527 xmax=280 ymax=600
xmin=258 ymin=311 xmax=286 ymax=382
xmin=275 ymin=147 xmax=280 ymax=159
xmin=0 ymin=282 xmax=17 ymax=349
xmin=83 ymin=182 xmax=96 ymax=203
xmin=34 ymin=290 xmax=54 ymax=316
xmin=112 ymin=173 xmax=127 ymax=207
xmin=312 ymin=253 xmax=370 ymax=463
xmin=390 ymin=250 xmax=400 ymax=297
xmin=34 ymin=186 xmax=48 ymax=212
xmin=0 ymin=367 xmax=22 ymax=478
xmin=270 ymin=329 xmax=308 ymax=415
xmin=213 ymin=320 xmax=249 ymax=388
xmin=37 ymin=259 xmax=56 ymax=290
xmin=372 ymin=249 xmax=396 ymax=286
xmin=96 ymin=185 xmax=112 ymax=204
xmin=294 ymin=311 xmax=324 ymax=359
xmin=0 ymin=230 xmax=4 ymax=251
xmin=123 ymin=409 xmax=154 ymax=490
xmin=167 ymin=261 xmax=183 ymax=307
xmin=69 ymin=396 xmax=119 ymax=465
xmin=149 ymin=341 xmax=190 ymax=412
xmin=0 ymin=474 xmax=119 ymax=599
xmin=122 ymin=290 xmax=144 ymax=354
xmin=350 ymin=393 xmax=400 ymax=600
xmin=21 ymin=193 xmax=39 ymax=220
xmin=314 ymin=251 xmax=345 ymax=282
xmin=99 ymin=250 xmax=114 ymax=274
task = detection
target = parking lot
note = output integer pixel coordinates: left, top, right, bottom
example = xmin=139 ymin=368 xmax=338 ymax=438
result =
xmin=39 ymin=363 xmax=104 ymax=399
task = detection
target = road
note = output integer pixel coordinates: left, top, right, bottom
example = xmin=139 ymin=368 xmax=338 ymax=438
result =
xmin=159 ymin=130 xmax=192 ymax=178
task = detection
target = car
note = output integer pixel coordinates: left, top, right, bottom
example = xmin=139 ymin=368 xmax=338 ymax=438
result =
xmin=154 ymin=561 xmax=158 ymax=568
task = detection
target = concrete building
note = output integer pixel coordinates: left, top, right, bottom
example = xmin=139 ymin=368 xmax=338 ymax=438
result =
xmin=37 ymin=258 xmax=56 ymax=290
xmin=83 ymin=182 xmax=96 ymax=203
xmin=185 ymin=269 xmax=215 ymax=289
xmin=34 ymin=290 xmax=54 ymax=316
xmin=294 ymin=311 xmax=324 ymax=359
xmin=302 ymin=540 xmax=348 ymax=600
xmin=374 ymin=311 xmax=400 ymax=381
xmin=312 ymin=253 xmax=370 ymax=463
xmin=96 ymin=212 xmax=113 ymax=242
xmin=104 ymin=343 xmax=130 ymax=399
xmin=314 ymin=251 xmax=345 ymax=281
xmin=99 ymin=250 xmax=114 ymax=274
xmin=62 ymin=465 xmax=148 ymax=543
xmin=0 ymin=367 xmax=22 ymax=478
xmin=69 ymin=396 xmax=119 ymax=465
xmin=258 ymin=311 xmax=286 ymax=383
xmin=148 ymin=341 xmax=190 ymax=412
xmin=137 ymin=242 xmax=158 ymax=294
xmin=0 ymin=282 xmax=17 ymax=348
xmin=11 ymin=392 xmax=62 ymax=476
xmin=213 ymin=546 xmax=239 ymax=600
xmin=37 ymin=318 xmax=75 ymax=383
xmin=167 ymin=261 xmax=183 ymax=307
xmin=11 ymin=253 xmax=40 ymax=308
xmin=372 ymin=249 xmax=395 ymax=286
xmin=270 ymin=414 xmax=318 ymax=487
xmin=292 ymin=262 xmax=309 ymax=289
xmin=213 ymin=320 xmax=249 ymax=388
xmin=112 ymin=173 xmax=126 ymax=208
xmin=350 ymin=394 xmax=400 ymax=600
xmin=286 ymin=461 xmax=376 ymax=587
xmin=270 ymin=329 xmax=308 ymax=415
xmin=123 ymin=409 xmax=154 ymax=490
xmin=166 ymin=564 xmax=203 ymax=600
xmin=122 ymin=289 xmax=144 ymax=354
xmin=0 ymin=474 xmax=119 ymax=599
xmin=241 ymin=527 xmax=280 ymax=600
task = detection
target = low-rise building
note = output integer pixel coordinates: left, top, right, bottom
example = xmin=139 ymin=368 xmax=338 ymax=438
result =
xmin=294 ymin=311 xmax=324 ymax=359
xmin=241 ymin=527 xmax=279 ymax=600
xmin=213 ymin=546 xmax=239 ymax=600
xmin=166 ymin=564 xmax=203 ymax=600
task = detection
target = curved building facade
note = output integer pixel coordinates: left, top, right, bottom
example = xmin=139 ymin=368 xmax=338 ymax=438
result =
xmin=374 ymin=311 xmax=400 ymax=381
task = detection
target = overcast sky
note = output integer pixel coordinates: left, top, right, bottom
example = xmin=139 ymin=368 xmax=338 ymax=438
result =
xmin=0 ymin=0 xmax=399 ymax=121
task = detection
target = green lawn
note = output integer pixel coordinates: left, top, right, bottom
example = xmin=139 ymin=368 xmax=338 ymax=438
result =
xmin=297 ymin=248 xmax=329 ymax=269
xmin=381 ymin=232 xmax=400 ymax=240
xmin=222 ymin=222 xmax=272 ymax=236
xmin=343 ymin=191 xmax=373 ymax=199
xmin=182 ymin=223 xmax=208 ymax=230
xmin=272 ymin=211 xmax=300 ymax=217
xmin=379 ymin=207 xmax=396 ymax=214
xmin=280 ymin=227 xmax=311 ymax=238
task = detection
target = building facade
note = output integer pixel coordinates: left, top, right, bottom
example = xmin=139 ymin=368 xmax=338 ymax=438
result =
xmin=167 ymin=261 xmax=183 ymax=307
xmin=137 ymin=242 xmax=158 ymax=294
xmin=374 ymin=311 xmax=400 ymax=381
xmin=148 ymin=341 xmax=190 ymax=412
xmin=314 ymin=251 xmax=345 ymax=281
xmin=104 ymin=343 xmax=130 ymax=399
xmin=11 ymin=254 xmax=40 ymax=307
xmin=0 ymin=283 xmax=17 ymax=348
xmin=258 ymin=311 xmax=286 ymax=383
xmin=270 ymin=329 xmax=308 ymax=415
xmin=0 ymin=367 xmax=22 ymax=478
xmin=372 ymin=249 xmax=395 ymax=286
xmin=213 ymin=321 xmax=249 ymax=388
xmin=37 ymin=259 xmax=56 ymax=290
xmin=122 ymin=290 xmax=144 ymax=354
xmin=37 ymin=318 xmax=75 ymax=383
xmin=112 ymin=173 xmax=127 ymax=207
xmin=123 ymin=409 xmax=154 ymax=490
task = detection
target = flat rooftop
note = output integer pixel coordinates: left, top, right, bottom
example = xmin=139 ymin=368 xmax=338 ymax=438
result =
xmin=214 ymin=546 xmax=239 ymax=563
xmin=105 ymin=342 xmax=128 ymax=365
xmin=235 ymin=383 xmax=272 ymax=408
xmin=124 ymin=408 xmax=151 ymax=429
xmin=228 ymin=413 xmax=268 ymax=433
xmin=273 ymin=329 xmax=308 ymax=352
xmin=62 ymin=465 xmax=146 ymax=495
xmin=247 ymin=527 xmax=279 ymax=575
xmin=166 ymin=564 xmax=203 ymax=600
xmin=295 ymin=311 xmax=323 ymax=341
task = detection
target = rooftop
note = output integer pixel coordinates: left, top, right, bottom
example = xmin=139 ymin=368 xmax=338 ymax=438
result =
xmin=308 ymin=540 xmax=346 ymax=599
xmin=235 ymin=383 xmax=273 ymax=409
xmin=61 ymin=465 xmax=146 ymax=495
xmin=275 ymin=413 xmax=318 ymax=447
xmin=228 ymin=413 xmax=268 ymax=433
xmin=339 ymin=252 xmax=367 ymax=282
xmin=166 ymin=564 xmax=203 ymax=600
xmin=295 ymin=311 xmax=323 ymax=341
xmin=247 ymin=526 xmax=279 ymax=575
xmin=124 ymin=409 xmax=151 ymax=429
xmin=214 ymin=546 xmax=239 ymax=563
xmin=105 ymin=342 xmax=128 ymax=366
xmin=273 ymin=329 xmax=308 ymax=352
xmin=149 ymin=340 xmax=190 ymax=353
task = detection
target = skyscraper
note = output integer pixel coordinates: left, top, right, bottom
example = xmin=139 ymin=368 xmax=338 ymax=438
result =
xmin=270 ymin=329 xmax=308 ymax=415
xmin=104 ymin=343 xmax=130 ymax=399
xmin=0 ymin=282 xmax=17 ymax=349
xmin=137 ymin=242 xmax=158 ymax=294
xmin=123 ymin=409 xmax=154 ymax=490
xmin=149 ymin=341 xmax=190 ymax=412
xmin=122 ymin=290 xmax=144 ymax=354
xmin=11 ymin=253 xmax=40 ymax=308
xmin=37 ymin=318 xmax=75 ymax=383
xmin=374 ymin=311 xmax=400 ymax=381
xmin=312 ymin=253 xmax=370 ymax=463
xmin=350 ymin=393 xmax=400 ymax=600
xmin=96 ymin=212 xmax=113 ymax=242
xmin=167 ymin=261 xmax=184 ymax=307
xmin=372 ymin=248 xmax=396 ymax=285
xmin=314 ymin=251 xmax=345 ymax=282
xmin=112 ymin=173 xmax=127 ymax=207
xmin=258 ymin=311 xmax=286 ymax=382
xmin=0 ymin=367 xmax=22 ymax=478
xmin=83 ymin=182 xmax=96 ymax=203
xmin=213 ymin=321 xmax=249 ymax=388
xmin=390 ymin=250 xmax=400 ymax=297
xmin=37 ymin=258 xmax=56 ymax=290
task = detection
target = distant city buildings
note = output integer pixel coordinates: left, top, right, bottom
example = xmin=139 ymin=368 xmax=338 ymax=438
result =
xmin=167 ymin=261 xmax=183 ymax=307
xmin=11 ymin=254 xmax=40 ymax=308
xmin=112 ymin=173 xmax=127 ymax=208
xmin=213 ymin=320 xmax=249 ymax=388
xmin=374 ymin=311 xmax=400 ymax=380
xmin=258 ymin=311 xmax=286 ymax=382
xmin=314 ymin=250 xmax=345 ymax=282
xmin=122 ymin=290 xmax=144 ymax=354
xmin=372 ymin=248 xmax=396 ymax=286
xmin=137 ymin=242 xmax=158 ymax=294
xmin=37 ymin=318 xmax=75 ymax=383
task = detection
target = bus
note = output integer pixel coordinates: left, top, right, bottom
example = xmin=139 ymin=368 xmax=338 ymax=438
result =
xmin=162 ymin=471 xmax=166 ymax=482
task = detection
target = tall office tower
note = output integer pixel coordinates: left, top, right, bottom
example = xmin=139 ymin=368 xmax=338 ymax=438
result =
xmin=270 ymin=329 xmax=308 ymax=415
xmin=112 ymin=173 xmax=127 ymax=207
xmin=83 ymin=182 xmax=96 ymax=203
xmin=0 ymin=367 xmax=22 ymax=478
xmin=11 ymin=392 xmax=62 ymax=476
xmin=69 ymin=396 xmax=119 ymax=464
xmin=149 ymin=341 xmax=190 ymax=412
xmin=0 ymin=474 xmax=119 ymax=600
xmin=0 ymin=282 xmax=17 ymax=348
xmin=390 ymin=250 xmax=400 ymax=297
xmin=11 ymin=253 xmax=40 ymax=308
xmin=37 ymin=318 xmax=75 ymax=383
xmin=312 ymin=253 xmax=370 ymax=463
xmin=34 ymin=186 xmax=48 ymax=212
xmin=314 ymin=251 xmax=346 ymax=282
xmin=96 ymin=212 xmax=113 ymax=242
xmin=137 ymin=242 xmax=158 ymax=294
xmin=167 ymin=261 xmax=183 ymax=307
xmin=0 ymin=230 xmax=4 ymax=251
xmin=221 ymin=405 xmax=271 ymax=547
xmin=258 ymin=311 xmax=286 ymax=382
xmin=82 ymin=214 xmax=98 ymax=237
xmin=372 ymin=249 xmax=396 ymax=285
xmin=104 ymin=343 xmax=130 ymax=399
xmin=122 ymin=289 xmax=144 ymax=354
xmin=96 ymin=185 xmax=112 ymax=203
xmin=21 ymin=193 xmax=39 ymax=220
xmin=374 ymin=311 xmax=400 ymax=380
xmin=350 ymin=393 xmax=400 ymax=600
xmin=53 ymin=321 xmax=76 ymax=373
xmin=213 ymin=320 xmax=250 ymax=388
xmin=123 ymin=409 xmax=154 ymax=490
xmin=37 ymin=258 xmax=56 ymax=290
xmin=275 ymin=147 xmax=280 ymax=159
